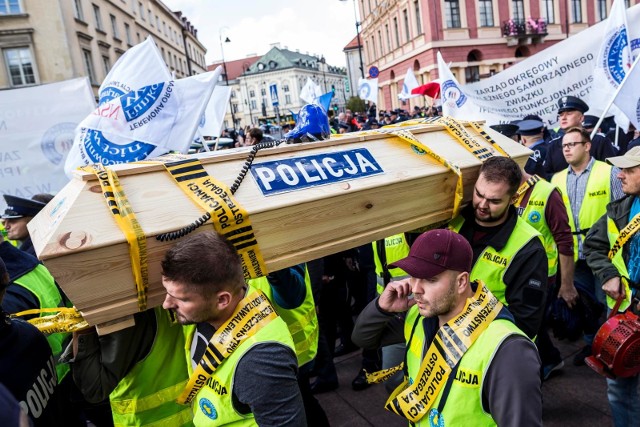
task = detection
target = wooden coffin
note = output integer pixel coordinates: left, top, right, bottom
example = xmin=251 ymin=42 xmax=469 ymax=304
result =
xmin=28 ymin=120 xmax=531 ymax=333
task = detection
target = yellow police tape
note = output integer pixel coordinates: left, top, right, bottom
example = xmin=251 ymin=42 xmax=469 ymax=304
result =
xmin=177 ymin=289 xmax=278 ymax=405
xmin=12 ymin=307 xmax=89 ymax=333
xmin=150 ymin=154 xmax=267 ymax=280
xmin=435 ymin=117 xmax=495 ymax=161
xmin=390 ymin=129 xmax=463 ymax=218
xmin=80 ymin=164 xmax=149 ymax=311
xmin=468 ymin=121 xmax=510 ymax=157
xmin=383 ymin=282 xmax=502 ymax=423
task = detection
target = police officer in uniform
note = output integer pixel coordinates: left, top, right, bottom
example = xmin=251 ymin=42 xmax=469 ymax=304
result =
xmin=1 ymin=195 xmax=47 ymax=257
xmin=518 ymin=119 xmax=548 ymax=178
xmin=544 ymin=96 xmax=618 ymax=178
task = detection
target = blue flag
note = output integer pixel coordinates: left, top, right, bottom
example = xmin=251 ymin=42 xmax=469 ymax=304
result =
xmin=316 ymin=91 xmax=334 ymax=113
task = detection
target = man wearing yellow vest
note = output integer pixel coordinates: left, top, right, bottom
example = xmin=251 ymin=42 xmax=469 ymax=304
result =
xmin=449 ymin=156 xmax=548 ymax=338
xmin=353 ymin=229 xmax=542 ymax=425
xmin=162 ymin=231 xmax=305 ymax=426
xmin=584 ymin=146 xmax=640 ymax=427
xmin=514 ymin=170 xmax=576 ymax=380
xmin=551 ymin=126 xmax=624 ymax=365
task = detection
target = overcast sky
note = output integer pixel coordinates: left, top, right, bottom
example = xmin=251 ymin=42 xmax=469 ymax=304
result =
xmin=161 ymin=0 xmax=359 ymax=68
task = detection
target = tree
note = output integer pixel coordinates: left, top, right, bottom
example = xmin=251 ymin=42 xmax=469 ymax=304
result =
xmin=346 ymin=96 xmax=366 ymax=113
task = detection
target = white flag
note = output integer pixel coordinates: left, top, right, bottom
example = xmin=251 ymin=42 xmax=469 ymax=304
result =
xmin=99 ymin=36 xmax=170 ymax=105
xmin=437 ymin=52 xmax=483 ymax=120
xmin=588 ymin=0 xmax=632 ymax=129
xmin=398 ymin=67 xmax=419 ymax=100
xmin=300 ymin=77 xmax=322 ymax=104
xmin=198 ymin=85 xmax=232 ymax=137
xmin=65 ymin=68 xmax=222 ymax=176
xmin=613 ymin=56 xmax=640 ymax=129
xmin=358 ymin=78 xmax=378 ymax=104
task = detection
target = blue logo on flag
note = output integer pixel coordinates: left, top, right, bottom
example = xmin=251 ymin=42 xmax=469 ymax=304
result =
xmin=41 ymin=122 xmax=76 ymax=165
xmin=120 ymin=83 xmax=165 ymax=121
xmin=442 ymin=80 xmax=466 ymax=108
xmin=99 ymin=86 xmax=126 ymax=105
xmin=251 ymin=148 xmax=384 ymax=196
xmin=81 ymin=129 xmax=155 ymax=165
xmin=604 ymin=27 xmax=630 ymax=86
xmin=359 ymin=82 xmax=371 ymax=99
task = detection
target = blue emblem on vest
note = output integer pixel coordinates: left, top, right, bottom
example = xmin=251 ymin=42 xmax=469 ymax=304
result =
xmin=199 ymin=398 xmax=218 ymax=420
xmin=528 ymin=211 xmax=542 ymax=224
xmin=603 ymin=27 xmax=630 ymax=86
xmin=81 ymin=129 xmax=155 ymax=165
xmin=442 ymin=80 xmax=467 ymax=108
xmin=120 ymin=83 xmax=165 ymax=121
xmin=428 ymin=408 xmax=445 ymax=427
xmin=40 ymin=122 xmax=76 ymax=165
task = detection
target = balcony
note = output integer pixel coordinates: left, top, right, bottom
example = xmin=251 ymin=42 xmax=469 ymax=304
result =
xmin=502 ymin=18 xmax=548 ymax=46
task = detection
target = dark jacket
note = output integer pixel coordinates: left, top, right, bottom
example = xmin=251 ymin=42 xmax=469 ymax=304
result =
xmin=544 ymin=133 xmax=618 ymax=179
xmin=585 ymin=195 xmax=636 ymax=288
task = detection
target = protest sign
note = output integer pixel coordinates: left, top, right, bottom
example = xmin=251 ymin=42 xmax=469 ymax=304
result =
xmin=0 ymin=77 xmax=96 ymax=210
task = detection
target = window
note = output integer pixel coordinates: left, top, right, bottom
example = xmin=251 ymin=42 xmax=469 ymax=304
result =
xmin=414 ymin=0 xmax=422 ymax=34
xmin=156 ymin=15 xmax=160 ymax=29
xmin=393 ymin=17 xmax=399 ymax=47
xmin=403 ymin=9 xmax=410 ymax=41
xmin=125 ymin=23 xmax=132 ymax=44
xmin=250 ymin=99 xmax=257 ymax=110
xmin=512 ymin=0 xmax=524 ymax=21
xmin=465 ymin=66 xmax=480 ymax=83
xmin=136 ymin=32 xmax=141 ymax=43
xmin=93 ymin=4 xmax=103 ymax=30
xmin=110 ymin=14 xmax=119 ymax=39
xmin=540 ymin=0 xmax=554 ymax=24
xmin=444 ymin=0 xmax=461 ymax=28
xmin=283 ymin=84 xmax=289 ymax=92
xmin=571 ymin=0 xmax=582 ymax=23
xmin=385 ymin=24 xmax=391 ymax=52
xmin=138 ymin=2 xmax=145 ymax=20
xmin=285 ymin=94 xmax=291 ymax=105
xmin=102 ymin=55 xmax=110 ymax=75
xmin=261 ymin=88 xmax=266 ymax=96
xmin=479 ymin=0 xmax=494 ymax=27
xmin=378 ymin=30 xmax=384 ymax=55
xmin=249 ymin=89 xmax=255 ymax=98
xmin=73 ymin=0 xmax=84 ymax=20
xmin=597 ymin=0 xmax=607 ymax=21
xmin=82 ymin=49 xmax=96 ymax=84
xmin=0 ymin=0 xmax=22 ymax=15
xmin=4 ymin=48 xmax=35 ymax=86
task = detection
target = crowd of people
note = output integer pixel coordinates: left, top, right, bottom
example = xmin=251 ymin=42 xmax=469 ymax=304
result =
xmin=1 ymin=92 xmax=640 ymax=426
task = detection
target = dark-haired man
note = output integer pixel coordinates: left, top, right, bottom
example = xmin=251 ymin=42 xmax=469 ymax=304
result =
xmin=449 ymin=156 xmax=549 ymax=338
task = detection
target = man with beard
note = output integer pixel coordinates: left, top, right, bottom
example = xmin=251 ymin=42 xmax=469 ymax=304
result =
xmin=352 ymin=229 xmax=542 ymax=425
xmin=448 ymin=156 xmax=548 ymax=338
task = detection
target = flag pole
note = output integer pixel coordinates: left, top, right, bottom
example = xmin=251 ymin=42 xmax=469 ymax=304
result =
xmin=590 ymin=54 xmax=640 ymax=140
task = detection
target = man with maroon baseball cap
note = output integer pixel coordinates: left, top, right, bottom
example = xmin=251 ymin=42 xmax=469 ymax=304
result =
xmin=352 ymin=229 xmax=542 ymax=426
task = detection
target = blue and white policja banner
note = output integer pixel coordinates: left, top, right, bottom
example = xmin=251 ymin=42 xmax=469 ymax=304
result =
xmin=0 ymin=77 xmax=96 ymax=211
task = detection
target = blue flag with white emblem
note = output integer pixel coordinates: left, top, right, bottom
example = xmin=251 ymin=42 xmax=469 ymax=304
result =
xmin=64 ymin=68 xmax=222 ymax=176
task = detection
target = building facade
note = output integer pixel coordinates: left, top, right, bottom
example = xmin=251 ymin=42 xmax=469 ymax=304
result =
xmin=0 ymin=0 xmax=206 ymax=96
xmin=356 ymin=0 xmax=636 ymax=111
xmin=211 ymin=44 xmax=349 ymax=129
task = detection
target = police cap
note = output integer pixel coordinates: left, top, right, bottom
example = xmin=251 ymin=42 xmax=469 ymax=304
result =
xmin=582 ymin=115 xmax=599 ymax=129
xmin=517 ymin=119 xmax=545 ymax=136
xmin=557 ymin=96 xmax=589 ymax=114
xmin=490 ymin=124 xmax=519 ymax=138
xmin=1 ymin=195 xmax=46 ymax=219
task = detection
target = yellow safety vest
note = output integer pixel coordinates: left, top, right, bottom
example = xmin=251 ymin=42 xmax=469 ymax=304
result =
xmin=13 ymin=264 xmax=70 ymax=382
xmin=449 ymin=216 xmax=542 ymax=305
xmin=403 ymin=306 xmax=526 ymax=426
xmin=373 ymin=233 xmax=410 ymax=295
xmin=248 ymin=267 xmax=319 ymax=367
xmin=109 ymin=307 xmax=194 ymax=427
xmin=516 ymin=180 xmax=559 ymax=277
xmin=606 ymin=218 xmax=634 ymax=312
xmin=551 ymin=160 xmax=612 ymax=260
xmin=184 ymin=309 xmax=294 ymax=426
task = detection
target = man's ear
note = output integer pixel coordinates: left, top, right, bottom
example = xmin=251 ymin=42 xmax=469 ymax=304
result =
xmin=456 ymin=271 xmax=470 ymax=293
xmin=216 ymin=291 xmax=233 ymax=311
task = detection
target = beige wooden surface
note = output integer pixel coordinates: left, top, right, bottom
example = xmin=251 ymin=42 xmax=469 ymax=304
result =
xmin=28 ymin=121 xmax=531 ymax=333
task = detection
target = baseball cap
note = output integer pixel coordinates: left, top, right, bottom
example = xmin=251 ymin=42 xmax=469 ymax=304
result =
xmin=389 ymin=229 xmax=473 ymax=279
xmin=607 ymin=146 xmax=640 ymax=169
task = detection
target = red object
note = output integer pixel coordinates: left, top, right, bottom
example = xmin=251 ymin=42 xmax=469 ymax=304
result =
xmin=411 ymin=82 xmax=440 ymax=98
xmin=586 ymin=297 xmax=640 ymax=379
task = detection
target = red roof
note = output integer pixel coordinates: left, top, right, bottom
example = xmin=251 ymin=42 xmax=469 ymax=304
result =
xmin=207 ymin=55 xmax=260 ymax=80
xmin=343 ymin=35 xmax=360 ymax=51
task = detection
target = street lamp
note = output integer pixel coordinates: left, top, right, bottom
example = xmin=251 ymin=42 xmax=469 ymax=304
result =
xmin=242 ymin=62 xmax=254 ymax=126
xmin=339 ymin=0 xmax=364 ymax=78
xmin=219 ymin=29 xmax=236 ymax=129
xmin=319 ymin=56 xmax=327 ymax=92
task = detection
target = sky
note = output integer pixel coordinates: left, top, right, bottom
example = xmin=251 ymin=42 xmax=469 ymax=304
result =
xmin=161 ymin=0 xmax=359 ymax=68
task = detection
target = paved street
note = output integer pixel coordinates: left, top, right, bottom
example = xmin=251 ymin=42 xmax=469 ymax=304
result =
xmin=316 ymin=336 xmax=613 ymax=426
